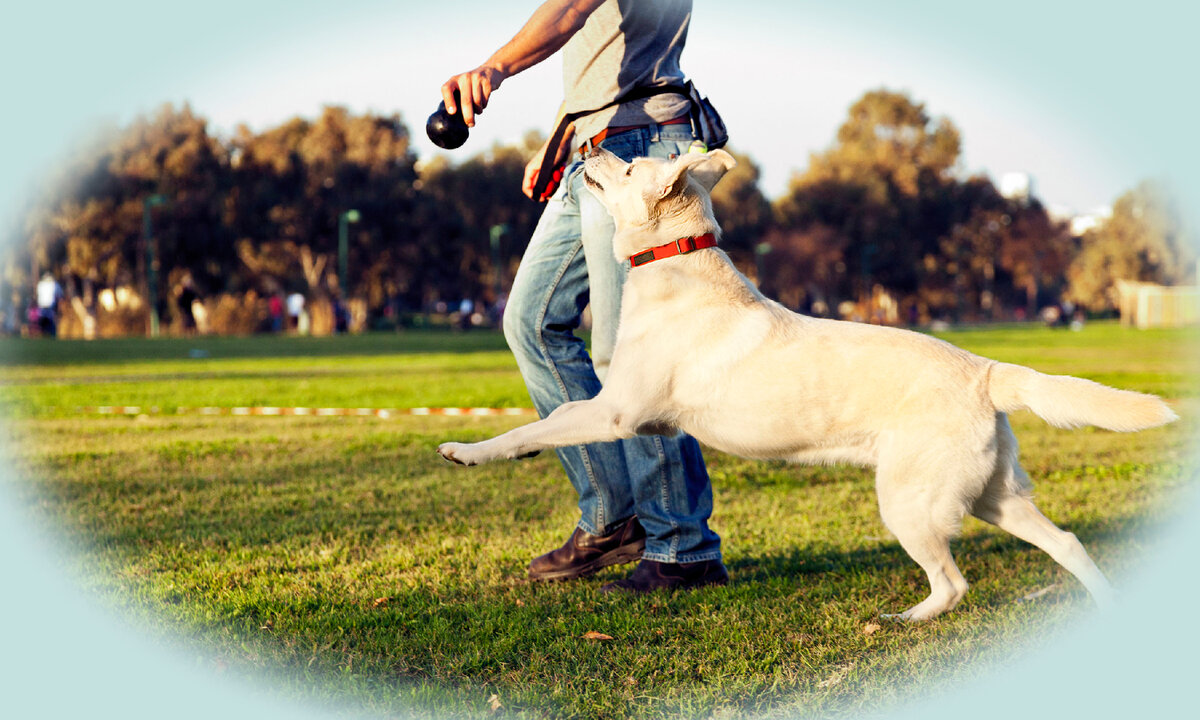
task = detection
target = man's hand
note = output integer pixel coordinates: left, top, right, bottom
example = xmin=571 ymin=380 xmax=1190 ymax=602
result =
xmin=437 ymin=0 xmax=605 ymax=129
xmin=441 ymin=65 xmax=507 ymax=128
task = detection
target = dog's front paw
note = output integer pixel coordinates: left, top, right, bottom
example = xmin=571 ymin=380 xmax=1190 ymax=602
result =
xmin=437 ymin=441 xmax=490 ymax=466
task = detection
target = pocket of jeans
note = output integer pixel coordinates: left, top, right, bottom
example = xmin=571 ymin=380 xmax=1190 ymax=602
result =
xmin=597 ymin=133 xmax=648 ymax=163
xmin=557 ymin=159 xmax=585 ymax=203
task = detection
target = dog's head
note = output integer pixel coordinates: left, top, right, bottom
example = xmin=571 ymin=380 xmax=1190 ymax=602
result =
xmin=582 ymin=147 xmax=736 ymax=261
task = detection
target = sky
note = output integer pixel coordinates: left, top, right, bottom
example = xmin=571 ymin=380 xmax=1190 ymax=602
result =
xmin=1 ymin=0 xmax=1195 ymax=224
xmin=174 ymin=1 xmax=1166 ymax=215
xmin=1 ymin=1 xmax=1199 ymax=719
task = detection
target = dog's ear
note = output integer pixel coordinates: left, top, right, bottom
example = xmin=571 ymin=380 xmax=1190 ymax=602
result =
xmin=656 ymin=149 xmax=737 ymax=199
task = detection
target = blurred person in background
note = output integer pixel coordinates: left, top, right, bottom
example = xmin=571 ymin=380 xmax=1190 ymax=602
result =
xmin=287 ymin=291 xmax=306 ymax=333
xmin=35 ymin=272 xmax=63 ymax=337
xmin=175 ymin=275 xmax=200 ymax=335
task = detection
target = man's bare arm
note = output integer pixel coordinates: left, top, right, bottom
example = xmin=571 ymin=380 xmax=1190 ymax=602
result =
xmin=440 ymin=0 xmax=606 ymax=126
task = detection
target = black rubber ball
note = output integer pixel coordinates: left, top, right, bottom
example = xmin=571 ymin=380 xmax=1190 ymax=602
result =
xmin=426 ymin=101 xmax=469 ymax=150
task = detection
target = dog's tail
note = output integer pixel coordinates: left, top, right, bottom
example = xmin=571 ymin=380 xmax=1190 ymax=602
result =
xmin=988 ymin=362 xmax=1177 ymax=432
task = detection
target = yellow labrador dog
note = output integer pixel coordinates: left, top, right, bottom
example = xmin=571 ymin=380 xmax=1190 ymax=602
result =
xmin=439 ymin=147 xmax=1176 ymax=621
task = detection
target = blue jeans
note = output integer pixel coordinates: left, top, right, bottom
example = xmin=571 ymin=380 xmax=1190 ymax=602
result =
xmin=503 ymin=122 xmax=721 ymax=563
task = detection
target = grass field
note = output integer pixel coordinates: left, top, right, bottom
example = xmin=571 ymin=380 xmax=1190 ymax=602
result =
xmin=1 ymin=323 xmax=1196 ymax=719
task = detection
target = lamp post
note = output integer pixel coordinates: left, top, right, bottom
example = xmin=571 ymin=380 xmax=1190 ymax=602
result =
xmin=860 ymin=242 xmax=878 ymax=305
xmin=142 ymin=193 xmax=167 ymax=337
xmin=754 ymin=241 xmax=772 ymax=290
xmin=489 ymin=223 xmax=509 ymax=303
xmin=338 ymin=209 xmax=360 ymax=295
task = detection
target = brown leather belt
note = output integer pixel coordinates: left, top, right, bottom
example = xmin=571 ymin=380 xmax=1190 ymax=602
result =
xmin=578 ymin=115 xmax=691 ymax=156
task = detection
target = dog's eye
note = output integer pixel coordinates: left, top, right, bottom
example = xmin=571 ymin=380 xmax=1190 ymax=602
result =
xmin=624 ymin=166 xmax=633 ymax=177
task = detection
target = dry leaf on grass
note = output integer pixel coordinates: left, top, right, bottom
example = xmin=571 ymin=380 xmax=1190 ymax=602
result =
xmin=487 ymin=694 xmax=502 ymax=711
xmin=582 ymin=631 xmax=614 ymax=640
xmin=862 ymin=622 xmax=881 ymax=635
xmin=1020 ymin=584 xmax=1059 ymax=602
xmin=372 ymin=596 xmax=392 ymax=608
xmin=817 ymin=669 xmax=845 ymax=688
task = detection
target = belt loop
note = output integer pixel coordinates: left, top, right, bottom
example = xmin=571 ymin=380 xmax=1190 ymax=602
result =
xmin=648 ymin=122 xmax=660 ymax=143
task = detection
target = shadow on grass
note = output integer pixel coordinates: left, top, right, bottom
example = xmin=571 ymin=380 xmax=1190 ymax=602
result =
xmin=726 ymin=512 xmax=1133 ymax=585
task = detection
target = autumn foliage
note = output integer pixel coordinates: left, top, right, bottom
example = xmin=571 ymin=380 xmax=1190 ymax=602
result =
xmin=2 ymin=90 xmax=1192 ymax=337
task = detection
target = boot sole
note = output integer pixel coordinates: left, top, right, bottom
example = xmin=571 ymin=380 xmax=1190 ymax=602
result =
xmin=528 ymin=542 xmax=646 ymax=581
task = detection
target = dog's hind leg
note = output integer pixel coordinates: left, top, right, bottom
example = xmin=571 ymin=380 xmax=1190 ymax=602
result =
xmin=969 ymin=416 xmax=1114 ymax=609
xmin=875 ymin=465 xmax=972 ymax=622
xmin=437 ymin=397 xmax=637 ymax=466
xmin=971 ymin=465 xmax=1115 ymax=609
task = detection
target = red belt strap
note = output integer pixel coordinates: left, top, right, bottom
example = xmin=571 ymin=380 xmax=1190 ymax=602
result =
xmin=629 ymin=233 xmax=718 ymax=268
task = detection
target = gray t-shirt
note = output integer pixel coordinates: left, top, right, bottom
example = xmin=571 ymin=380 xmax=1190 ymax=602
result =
xmin=562 ymin=0 xmax=693 ymax=146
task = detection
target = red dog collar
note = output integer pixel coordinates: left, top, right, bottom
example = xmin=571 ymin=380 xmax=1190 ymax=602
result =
xmin=629 ymin=233 xmax=718 ymax=268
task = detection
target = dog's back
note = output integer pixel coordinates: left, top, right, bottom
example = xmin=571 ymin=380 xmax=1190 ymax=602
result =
xmin=621 ymin=248 xmax=1002 ymax=460
xmin=628 ymin=245 xmax=1174 ymax=447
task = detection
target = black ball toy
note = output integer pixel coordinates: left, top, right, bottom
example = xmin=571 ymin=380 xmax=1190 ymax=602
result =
xmin=426 ymin=94 xmax=470 ymax=150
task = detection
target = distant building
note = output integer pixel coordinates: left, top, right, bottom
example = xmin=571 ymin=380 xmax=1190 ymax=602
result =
xmin=1068 ymin=206 xmax=1113 ymax=237
xmin=999 ymin=172 xmax=1033 ymax=202
xmin=1116 ymin=280 xmax=1200 ymax=328
xmin=1046 ymin=203 xmax=1113 ymax=237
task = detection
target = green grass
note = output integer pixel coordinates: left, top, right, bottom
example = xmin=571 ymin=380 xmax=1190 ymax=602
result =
xmin=0 ymin=331 xmax=527 ymax=417
xmin=1 ymin=322 xmax=1195 ymax=718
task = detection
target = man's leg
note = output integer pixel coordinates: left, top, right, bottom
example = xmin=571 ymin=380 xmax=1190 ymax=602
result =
xmin=577 ymin=126 xmax=722 ymax=569
xmin=503 ymin=164 xmax=637 ymax=539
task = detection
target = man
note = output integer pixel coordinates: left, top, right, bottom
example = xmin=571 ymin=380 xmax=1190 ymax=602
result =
xmin=440 ymin=0 xmax=725 ymax=592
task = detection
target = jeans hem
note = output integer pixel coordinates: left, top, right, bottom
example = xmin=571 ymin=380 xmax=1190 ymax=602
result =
xmin=576 ymin=516 xmax=635 ymax=537
xmin=642 ymin=550 xmax=723 ymax=564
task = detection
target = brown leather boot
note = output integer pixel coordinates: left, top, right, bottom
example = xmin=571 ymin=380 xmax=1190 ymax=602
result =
xmin=528 ymin=516 xmax=646 ymax=581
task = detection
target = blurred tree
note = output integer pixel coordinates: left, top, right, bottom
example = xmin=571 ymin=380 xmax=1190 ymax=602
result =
xmin=15 ymin=105 xmax=231 ymax=331
xmin=994 ymin=198 xmax=1075 ymax=316
xmin=774 ymin=89 xmax=963 ymax=303
xmin=8 ymin=89 xmax=1102 ymax=336
xmin=412 ymin=132 xmax=543 ymax=309
xmin=768 ymin=88 xmax=1069 ymax=321
xmin=1066 ymin=180 xmax=1195 ymax=311
xmin=226 ymin=106 xmax=418 ymax=313
xmin=116 ymin=104 xmax=232 ymax=324
xmin=922 ymin=178 xmax=1075 ymax=320
xmin=757 ymin=224 xmax=845 ymax=313
xmin=8 ymin=104 xmax=555 ymax=335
